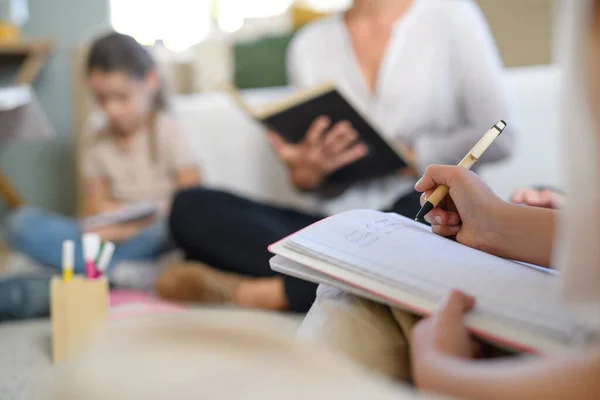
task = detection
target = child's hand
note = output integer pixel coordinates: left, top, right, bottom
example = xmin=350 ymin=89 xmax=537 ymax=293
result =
xmin=86 ymin=217 xmax=154 ymax=243
xmin=411 ymin=290 xmax=478 ymax=389
xmin=87 ymin=225 xmax=122 ymax=242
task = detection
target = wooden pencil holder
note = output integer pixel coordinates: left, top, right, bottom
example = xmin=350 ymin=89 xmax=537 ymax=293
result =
xmin=50 ymin=276 xmax=109 ymax=364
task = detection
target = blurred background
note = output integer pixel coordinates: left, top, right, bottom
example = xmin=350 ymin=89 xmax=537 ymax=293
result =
xmin=0 ymin=0 xmax=557 ymax=223
xmin=0 ymin=1 xmax=564 ymax=397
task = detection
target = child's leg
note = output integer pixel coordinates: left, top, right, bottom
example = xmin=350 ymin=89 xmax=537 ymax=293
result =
xmin=297 ymin=285 xmax=418 ymax=381
xmin=5 ymin=206 xmax=85 ymax=272
xmin=106 ymin=219 xmax=171 ymax=290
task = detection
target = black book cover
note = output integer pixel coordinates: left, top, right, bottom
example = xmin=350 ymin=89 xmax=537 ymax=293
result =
xmin=231 ymin=85 xmax=407 ymax=187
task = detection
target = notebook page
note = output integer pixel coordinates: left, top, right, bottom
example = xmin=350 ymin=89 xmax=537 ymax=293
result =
xmin=284 ymin=210 xmax=586 ymax=344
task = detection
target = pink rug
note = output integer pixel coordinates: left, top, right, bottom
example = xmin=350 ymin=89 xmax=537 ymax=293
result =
xmin=109 ymin=290 xmax=183 ymax=321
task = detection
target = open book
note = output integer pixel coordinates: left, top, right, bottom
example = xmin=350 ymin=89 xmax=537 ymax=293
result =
xmin=81 ymin=201 xmax=159 ymax=230
xmin=228 ymin=83 xmax=407 ymax=186
xmin=269 ymin=209 xmax=594 ymax=355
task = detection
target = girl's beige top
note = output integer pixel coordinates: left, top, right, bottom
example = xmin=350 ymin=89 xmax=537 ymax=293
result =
xmin=82 ymin=112 xmax=196 ymax=214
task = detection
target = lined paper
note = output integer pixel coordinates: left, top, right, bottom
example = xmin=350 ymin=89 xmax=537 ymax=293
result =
xmin=284 ymin=210 xmax=584 ymax=344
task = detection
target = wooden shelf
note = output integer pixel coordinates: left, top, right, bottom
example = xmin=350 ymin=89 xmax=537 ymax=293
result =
xmin=0 ymin=39 xmax=54 ymax=209
xmin=0 ymin=39 xmax=54 ymax=85
xmin=0 ymin=39 xmax=53 ymax=56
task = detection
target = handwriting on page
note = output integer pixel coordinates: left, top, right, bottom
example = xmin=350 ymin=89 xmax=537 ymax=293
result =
xmin=343 ymin=218 xmax=406 ymax=248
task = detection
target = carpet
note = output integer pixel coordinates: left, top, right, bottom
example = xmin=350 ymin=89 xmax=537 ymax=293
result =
xmin=0 ymin=319 xmax=53 ymax=400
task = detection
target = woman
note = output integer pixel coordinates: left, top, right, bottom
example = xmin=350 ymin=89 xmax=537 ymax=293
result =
xmin=160 ymin=0 xmax=513 ymax=313
xmin=0 ymin=33 xmax=199 ymax=321
xmin=300 ymin=1 xmax=600 ymax=397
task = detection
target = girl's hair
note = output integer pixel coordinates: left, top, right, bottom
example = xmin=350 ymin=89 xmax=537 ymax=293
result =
xmin=86 ymin=32 xmax=167 ymax=110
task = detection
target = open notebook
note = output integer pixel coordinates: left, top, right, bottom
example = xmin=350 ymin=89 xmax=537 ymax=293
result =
xmin=269 ymin=209 xmax=595 ymax=355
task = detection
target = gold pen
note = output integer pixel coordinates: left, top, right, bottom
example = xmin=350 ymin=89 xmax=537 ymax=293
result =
xmin=415 ymin=120 xmax=507 ymax=221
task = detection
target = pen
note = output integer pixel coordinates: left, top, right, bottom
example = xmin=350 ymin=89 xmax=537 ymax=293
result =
xmin=82 ymin=233 xmax=101 ymax=279
xmin=415 ymin=120 xmax=507 ymax=221
xmin=62 ymin=240 xmax=74 ymax=282
xmin=96 ymin=242 xmax=115 ymax=276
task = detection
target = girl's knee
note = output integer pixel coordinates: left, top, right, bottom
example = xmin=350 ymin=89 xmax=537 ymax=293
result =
xmin=5 ymin=207 xmax=43 ymax=245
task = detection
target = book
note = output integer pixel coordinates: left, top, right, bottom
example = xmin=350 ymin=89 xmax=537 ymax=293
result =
xmin=269 ymin=209 xmax=595 ymax=355
xmin=81 ymin=201 xmax=159 ymax=230
xmin=0 ymin=85 xmax=30 ymax=111
xmin=0 ymin=85 xmax=54 ymax=145
xmin=228 ymin=83 xmax=408 ymax=186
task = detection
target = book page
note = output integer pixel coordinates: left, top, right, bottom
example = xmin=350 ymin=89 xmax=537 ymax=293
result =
xmin=284 ymin=210 xmax=585 ymax=344
xmin=81 ymin=201 xmax=159 ymax=230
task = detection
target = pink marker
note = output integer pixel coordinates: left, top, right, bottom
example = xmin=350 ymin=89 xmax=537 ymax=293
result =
xmin=82 ymin=233 xmax=101 ymax=279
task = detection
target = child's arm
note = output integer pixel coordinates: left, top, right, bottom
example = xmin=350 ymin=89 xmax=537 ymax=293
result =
xmin=412 ymin=291 xmax=600 ymax=400
xmin=83 ymin=177 xmax=123 ymax=217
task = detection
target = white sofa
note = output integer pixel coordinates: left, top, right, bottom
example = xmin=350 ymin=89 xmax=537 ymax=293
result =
xmin=172 ymin=65 xmax=563 ymax=208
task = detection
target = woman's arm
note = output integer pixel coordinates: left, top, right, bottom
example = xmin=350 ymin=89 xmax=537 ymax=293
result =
xmin=413 ymin=2 xmax=514 ymax=173
xmin=162 ymin=117 xmax=201 ymax=190
xmin=175 ymin=166 xmax=201 ymax=189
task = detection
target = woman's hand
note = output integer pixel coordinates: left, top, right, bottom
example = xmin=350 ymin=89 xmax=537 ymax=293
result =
xmin=267 ymin=116 xmax=369 ymax=191
xmin=414 ymin=165 xmax=506 ymax=253
xmin=411 ymin=290 xmax=477 ymax=390
xmin=395 ymin=141 xmax=418 ymax=177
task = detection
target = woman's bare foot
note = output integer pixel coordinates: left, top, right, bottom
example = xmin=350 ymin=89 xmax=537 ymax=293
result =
xmin=155 ymin=262 xmax=244 ymax=303
xmin=156 ymin=262 xmax=289 ymax=311
xmin=235 ymin=278 xmax=288 ymax=311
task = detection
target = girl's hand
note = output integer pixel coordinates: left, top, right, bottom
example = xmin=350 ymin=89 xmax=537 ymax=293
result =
xmin=411 ymin=290 xmax=477 ymax=389
xmin=87 ymin=225 xmax=124 ymax=243
xmin=87 ymin=217 xmax=154 ymax=243
xmin=267 ymin=116 xmax=368 ymax=191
